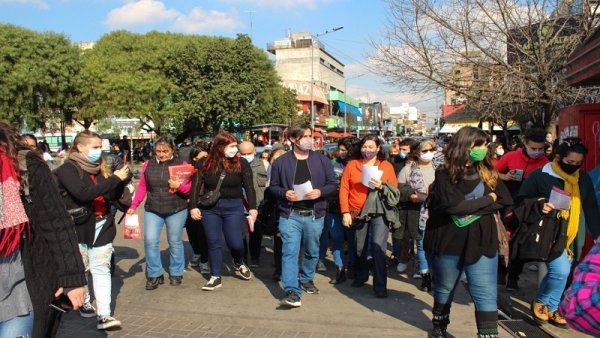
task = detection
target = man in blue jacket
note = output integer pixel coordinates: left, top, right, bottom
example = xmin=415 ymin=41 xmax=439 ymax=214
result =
xmin=269 ymin=124 xmax=337 ymax=308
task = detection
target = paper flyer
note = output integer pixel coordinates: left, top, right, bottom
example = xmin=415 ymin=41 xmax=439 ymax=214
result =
xmin=293 ymin=180 xmax=314 ymax=200
xmin=549 ymin=186 xmax=571 ymax=211
xmin=361 ymin=165 xmax=383 ymax=188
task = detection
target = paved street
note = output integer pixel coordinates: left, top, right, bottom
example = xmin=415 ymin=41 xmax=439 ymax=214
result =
xmin=56 ymin=196 xmax=587 ymax=338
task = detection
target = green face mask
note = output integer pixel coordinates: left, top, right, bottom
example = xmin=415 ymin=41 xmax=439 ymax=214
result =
xmin=469 ymin=148 xmax=487 ymax=162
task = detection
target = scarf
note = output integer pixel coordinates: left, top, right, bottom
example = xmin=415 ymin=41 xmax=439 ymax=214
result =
xmin=68 ymin=152 xmax=100 ymax=174
xmin=0 ymin=148 xmax=29 ymax=256
xmin=551 ymin=159 xmax=581 ymax=258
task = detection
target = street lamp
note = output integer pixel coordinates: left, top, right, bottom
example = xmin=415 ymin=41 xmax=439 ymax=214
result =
xmin=343 ymin=74 xmax=365 ymax=135
xmin=310 ymin=26 xmax=343 ymax=130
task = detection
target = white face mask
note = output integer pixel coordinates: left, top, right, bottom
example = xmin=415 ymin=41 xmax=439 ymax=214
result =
xmin=496 ymin=149 xmax=505 ymax=156
xmin=224 ymin=146 xmax=238 ymax=158
xmin=419 ymin=151 xmax=434 ymax=162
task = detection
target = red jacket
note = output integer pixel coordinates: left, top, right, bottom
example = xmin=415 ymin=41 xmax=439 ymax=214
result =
xmin=494 ymin=148 xmax=548 ymax=179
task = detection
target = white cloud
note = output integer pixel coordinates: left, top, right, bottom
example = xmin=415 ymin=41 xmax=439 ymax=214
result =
xmin=172 ymin=8 xmax=240 ymax=33
xmin=105 ymin=0 xmax=179 ymax=28
xmin=222 ymin=0 xmax=333 ymax=9
xmin=0 ymin=0 xmax=48 ymax=9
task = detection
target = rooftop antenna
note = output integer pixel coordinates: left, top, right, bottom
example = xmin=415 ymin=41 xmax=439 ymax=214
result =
xmin=245 ymin=10 xmax=256 ymax=41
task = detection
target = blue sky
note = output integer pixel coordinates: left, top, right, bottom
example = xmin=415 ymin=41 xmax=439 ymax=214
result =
xmin=0 ymin=0 xmax=439 ymax=112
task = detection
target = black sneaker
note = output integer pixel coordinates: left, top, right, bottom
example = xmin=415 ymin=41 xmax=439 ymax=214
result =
xmin=202 ymin=276 xmax=222 ymax=291
xmin=506 ymin=278 xmax=519 ymax=292
xmin=249 ymin=257 xmax=260 ymax=268
xmin=145 ymin=275 xmax=164 ymax=290
xmin=79 ymin=302 xmax=96 ymax=318
xmin=169 ymin=275 xmax=183 ymax=286
xmin=234 ymin=261 xmax=252 ymax=280
xmin=300 ymin=280 xmax=320 ymax=294
xmin=97 ymin=316 xmax=121 ymax=330
xmin=280 ymin=290 xmax=301 ymax=307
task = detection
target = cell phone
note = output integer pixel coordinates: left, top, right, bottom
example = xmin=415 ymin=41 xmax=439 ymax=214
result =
xmin=49 ymin=295 xmax=73 ymax=313
xmin=513 ymin=169 xmax=524 ymax=181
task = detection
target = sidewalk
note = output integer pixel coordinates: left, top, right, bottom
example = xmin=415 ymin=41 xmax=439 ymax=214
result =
xmin=56 ymin=209 xmax=587 ymax=338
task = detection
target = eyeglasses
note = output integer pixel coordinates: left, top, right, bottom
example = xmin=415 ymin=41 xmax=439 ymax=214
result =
xmin=421 ymin=149 xmax=434 ymax=153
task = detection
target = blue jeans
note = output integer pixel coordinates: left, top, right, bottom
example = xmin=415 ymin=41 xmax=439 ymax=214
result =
xmin=319 ymin=213 xmax=345 ymax=267
xmin=0 ymin=311 xmax=33 ymax=338
xmin=144 ymin=209 xmax=188 ymax=278
xmin=279 ymin=212 xmax=324 ymax=296
xmin=355 ymin=216 xmax=389 ymax=294
xmin=416 ymin=227 xmax=430 ymax=273
xmin=80 ymin=242 xmax=114 ymax=317
xmin=201 ymin=198 xmax=246 ymax=276
xmin=432 ymin=253 xmax=498 ymax=312
xmin=536 ymin=250 xmax=572 ymax=311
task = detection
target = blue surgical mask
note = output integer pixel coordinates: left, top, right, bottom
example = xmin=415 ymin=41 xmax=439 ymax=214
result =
xmin=241 ymin=154 xmax=255 ymax=163
xmin=399 ymin=151 xmax=408 ymax=159
xmin=87 ymin=148 xmax=102 ymax=162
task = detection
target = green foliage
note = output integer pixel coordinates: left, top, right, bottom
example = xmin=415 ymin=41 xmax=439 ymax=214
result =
xmin=0 ymin=24 xmax=80 ymax=129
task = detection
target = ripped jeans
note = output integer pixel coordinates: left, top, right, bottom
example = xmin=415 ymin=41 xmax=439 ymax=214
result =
xmin=79 ymin=242 xmax=114 ymax=317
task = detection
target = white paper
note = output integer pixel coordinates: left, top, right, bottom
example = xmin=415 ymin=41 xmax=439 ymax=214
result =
xmin=362 ymin=165 xmax=384 ymax=188
xmin=549 ymin=186 xmax=571 ymax=211
xmin=125 ymin=214 xmax=140 ymax=227
xmin=293 ymin=181 xmax=314 ymax=200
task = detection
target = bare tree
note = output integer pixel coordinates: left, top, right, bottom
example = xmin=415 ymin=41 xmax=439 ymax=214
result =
xmin=371 ymin=0 xmax=600 ymax=130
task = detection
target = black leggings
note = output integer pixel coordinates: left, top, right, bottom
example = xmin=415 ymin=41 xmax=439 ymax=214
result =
xmin=185 ymin=218 xmax=208 ymax=263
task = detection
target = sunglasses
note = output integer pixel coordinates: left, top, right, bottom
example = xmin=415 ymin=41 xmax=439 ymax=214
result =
xmin=49 ymin=295 xmax=74 ymax=313
xmin=562 ymin=137 xmax=582 ymax=147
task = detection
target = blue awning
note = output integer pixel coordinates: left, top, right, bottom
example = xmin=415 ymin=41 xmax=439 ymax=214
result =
xmin=337 ymin=101 xmax=362 ymax=117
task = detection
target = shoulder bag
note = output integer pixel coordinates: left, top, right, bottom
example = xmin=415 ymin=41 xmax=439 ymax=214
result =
xmin=197 ymin=172 xmax=226 ymax=208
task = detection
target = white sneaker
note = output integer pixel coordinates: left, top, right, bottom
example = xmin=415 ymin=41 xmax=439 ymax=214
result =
xmin=190 ymin=254 xmax=201 ymax=267
xmin=79 ymin=302 xmax=96 ymax=318
xmin=199 ymin=262 xmax=211 ymax=274
xmin=97 ymin=316 xmax=121 ymax=330
xmin=396 ymin=262 xmax=408 ymax=273
xmin=528 ymin=264 xmax=539 ymax=272
xmin=412 ymin=272 xmax=422 ymax=279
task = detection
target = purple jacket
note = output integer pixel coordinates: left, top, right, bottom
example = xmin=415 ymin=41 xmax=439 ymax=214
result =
xmin=268 ymin=150 xmax=337 ymax=219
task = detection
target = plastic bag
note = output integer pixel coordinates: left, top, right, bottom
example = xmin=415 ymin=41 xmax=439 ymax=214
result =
xmin=123 ymin=214 xmax=142 ymax=239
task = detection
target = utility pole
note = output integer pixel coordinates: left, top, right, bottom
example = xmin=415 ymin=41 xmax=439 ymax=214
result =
xmin=310 ymin=26 xmax=343 ymax=130
xmin=343 ymin=74 xmax=364 ymax=135
xmin=245 ymin=10 xmax=256 ymax=41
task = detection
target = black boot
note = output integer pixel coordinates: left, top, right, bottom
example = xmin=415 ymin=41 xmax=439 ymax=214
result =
xmin=431 ymin=302 xmax=451 ymax=338
xmin=330 ymin=266 xmax=347 ymax=284
xmin=475 ymin=311 xmax=499 ymax=338
xmin=347 ymin=263 xmax=355 ymax=280
xmin=145 ymin=275 xmax=164 ymax=290
xmin=420 ymin=272 xmax=432 ymax=292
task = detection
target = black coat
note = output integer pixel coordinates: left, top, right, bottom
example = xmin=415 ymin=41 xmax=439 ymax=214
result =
xmin=20 ymin=151 xmax=86 ymax=338
xmin=54 ymin=159 xmax=124 ymax=247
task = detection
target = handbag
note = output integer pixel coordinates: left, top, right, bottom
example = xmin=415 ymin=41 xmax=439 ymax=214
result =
xmin=494 ymin=212 xmax=509 ymax=267
xmin=68 ymin=206 xmax=90 ymax=225
xmin=197 ymin=172 xmax=226 ymax=208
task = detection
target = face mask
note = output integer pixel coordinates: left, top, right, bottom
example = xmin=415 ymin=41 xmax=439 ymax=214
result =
xmin=399 ymin=151 xmax=408 ymax=159
xmin=241 ymin=154 xmax=254 ymax=163
xmin=419 ymin=151 xmax=434 ymax=162
xmin=224 ymin=147 xmax=238 ymax=158
xmin=526 ymin=148 xmax=544 ymax=159
xmin=86 ymin=148 xmax=102 ymax=163
xmin=296 ymin=138 xmax=313 ymax=151
xmin=362 ymin=150 xmax=378 ymax=159
xmin=469 ymin=148 xmax=487 ymax=162
xmin=496 ymin=149 xmax=504 ymax=156
xmin=558 ymin=161 xmax=581 ymax=175
xmin=338 ymin=152 xmax=347 ymax=159
xmin=546 ymin=137 xmax=553 ymax=143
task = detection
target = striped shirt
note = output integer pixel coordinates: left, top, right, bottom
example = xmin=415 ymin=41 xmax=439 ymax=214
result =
xmin=559 ymin=236 xmax=600 ymax=336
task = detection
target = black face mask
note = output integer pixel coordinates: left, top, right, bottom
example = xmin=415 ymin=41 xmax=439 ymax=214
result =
xmin=558 ymin=161 xmax=581 ymax=175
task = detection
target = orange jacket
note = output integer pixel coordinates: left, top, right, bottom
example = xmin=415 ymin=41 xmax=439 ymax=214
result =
xmin=339 ymin=159 xmax=398 ymax=213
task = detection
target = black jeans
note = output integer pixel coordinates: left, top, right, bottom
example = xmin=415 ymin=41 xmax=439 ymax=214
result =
xmin=185 ymin=217 xmax=208 ymax=263
xmin=354 ymin=216 xmax=389 ymax=294
xmin=249 ymin=222 xmax=264 ymax=259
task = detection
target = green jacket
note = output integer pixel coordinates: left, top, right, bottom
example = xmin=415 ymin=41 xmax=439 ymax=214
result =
xmin=357 ymin=182 xmax=401 ymax=230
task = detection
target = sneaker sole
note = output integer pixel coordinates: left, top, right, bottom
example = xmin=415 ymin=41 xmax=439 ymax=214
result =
xmin=79 ymin=311 xmax=96 ymax=318
xmin=97 ymin=321 xmax=122 ymax=330
xmin=280 ymin=299 xmax=301 ymax=307
xmin=202 ymin=284 xmax=222 ymax=291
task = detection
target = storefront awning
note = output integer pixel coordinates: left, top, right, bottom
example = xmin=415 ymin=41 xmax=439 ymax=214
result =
xmin=337 ymin=101 xmax=362 ymax=117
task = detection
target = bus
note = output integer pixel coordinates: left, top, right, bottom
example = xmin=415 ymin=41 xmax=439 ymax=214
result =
xmin=34 ymin=133 xmax=77 ymax=152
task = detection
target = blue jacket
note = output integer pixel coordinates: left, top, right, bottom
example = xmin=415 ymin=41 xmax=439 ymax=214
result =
xmin=269 ymin=150 xmax=338 ymax=219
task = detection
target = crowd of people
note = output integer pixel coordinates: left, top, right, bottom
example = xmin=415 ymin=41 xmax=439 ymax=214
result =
xmin=2 ymin=121 xmax=600 ymax=338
